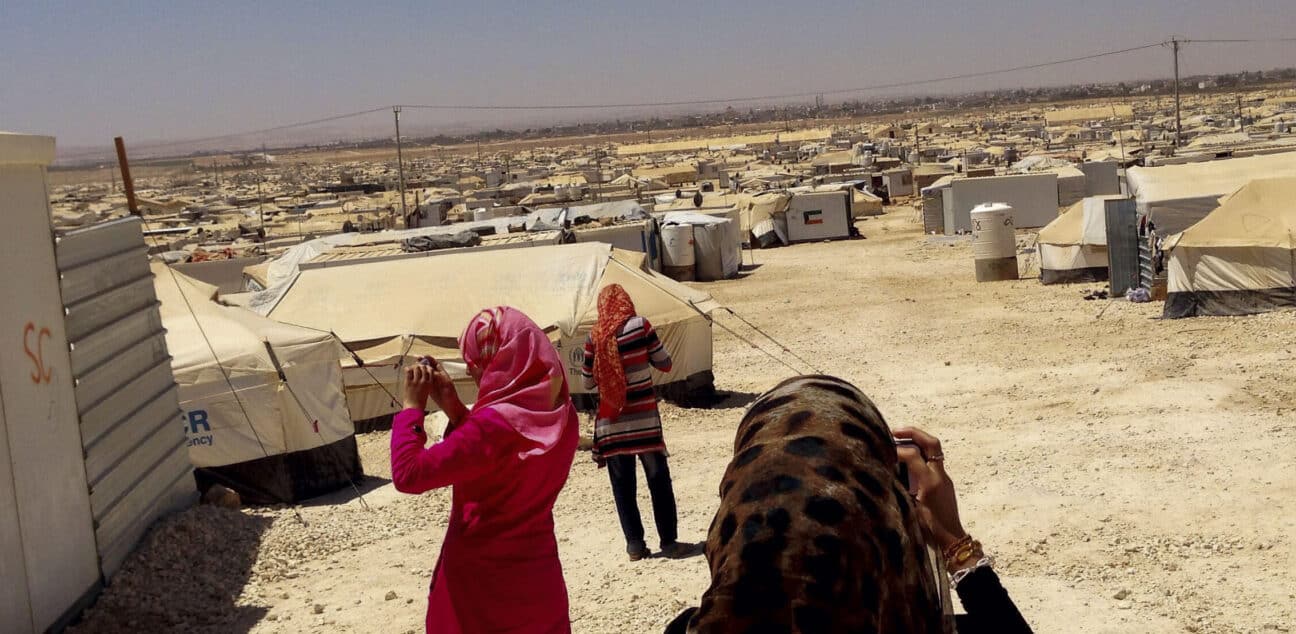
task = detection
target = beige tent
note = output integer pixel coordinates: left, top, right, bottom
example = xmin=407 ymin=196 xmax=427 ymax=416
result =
xmin=258 ymin=243 xmax=720 ymax=420
xmin=1037 ymin=198 xmax=1110 ymax=285
xmin=1127 ymin=151 xmax=1296 ymax=234
xmin=1045 ymin=105 xmax=1133 ymax=126
xmin=608 ymin=173 xmax=668 ymax=190
xmin=811 ymin=150 xmax=854 ymax=167
xmin=1164 ymin=178 xmax=1296 ymax=318
xmin=153 ymin=264 xmax=358 ymax=503
xmin=850 ymin=188 xmax=884 ymax=217
xmin=635 ymin=165 xmax=697 ymax=186
xmin=735 ymin=191 xmax=792 ymax=245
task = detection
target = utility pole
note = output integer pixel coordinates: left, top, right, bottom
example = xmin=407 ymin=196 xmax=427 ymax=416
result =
xmin=260 ymin=177 xmax=268 ymax=242
xmin=393 ymin=106 xmax=407 ymax=217
xmin=113 ymin=136 xmax=139 ymax=215
xmin=1171 ymin=37 xmax=1183 ymax=148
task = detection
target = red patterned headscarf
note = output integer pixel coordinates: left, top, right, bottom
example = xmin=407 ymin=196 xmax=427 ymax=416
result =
xmin=459 ymin=307 xmax=576 ymax=458
xmin=591 ymin=284 xmax=638 ymax=420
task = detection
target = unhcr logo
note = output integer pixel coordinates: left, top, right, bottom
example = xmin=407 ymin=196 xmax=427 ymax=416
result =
xmin=182 ymin=409 xmax=215 ymax=447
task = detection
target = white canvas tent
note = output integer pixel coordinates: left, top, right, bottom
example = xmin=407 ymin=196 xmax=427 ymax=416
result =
xmin=1163 ymin=178 xmax=1296 ymax=318
xmin=1037 ymin=198 xmax=1110 ymax=284
xmin=735 ymin=191 xmax=792 ymax=247
xmin=662 ymin=212 xmax=742 ymax=280
xmin=1127 ymin=151 xmax=1296 ymax=235
xmin=153 ymin=264 xmax=360 ymax=503
xmin=257 ymin=243 xmax=720 ymax=420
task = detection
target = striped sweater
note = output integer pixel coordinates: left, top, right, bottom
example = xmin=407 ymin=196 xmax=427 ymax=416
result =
xmin=582 ymin=316 xmax=673 ymax=460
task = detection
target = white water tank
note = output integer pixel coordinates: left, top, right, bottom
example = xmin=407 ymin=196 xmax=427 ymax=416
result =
xmin=661 ymin=224 xmax=696 ymax=281
xmin=970 ymin=202 xmax=1019 ymax=282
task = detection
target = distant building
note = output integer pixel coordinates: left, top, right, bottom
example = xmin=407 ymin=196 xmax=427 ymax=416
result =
xmin=1044 ymin=105 xmax=1134 ymax=127
xmin=869 ymin=124 xmax=900 ymax=140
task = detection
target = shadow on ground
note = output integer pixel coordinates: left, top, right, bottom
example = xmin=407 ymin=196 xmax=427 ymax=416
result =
xmin=699 ymin=390 xmax=760 ymax=409
xmin=68 ymin=506 xmax=272 ymax=634
xmin=298 ymin=474 xmax=393 ymax=508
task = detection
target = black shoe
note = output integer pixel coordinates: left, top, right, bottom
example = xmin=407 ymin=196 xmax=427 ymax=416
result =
xmin=627 ymin=542 xmax=651 ymax=561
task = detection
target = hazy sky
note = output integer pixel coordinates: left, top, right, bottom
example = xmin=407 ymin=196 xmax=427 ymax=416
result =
xmin=3 ymin=0 xmax=1295 ymax=154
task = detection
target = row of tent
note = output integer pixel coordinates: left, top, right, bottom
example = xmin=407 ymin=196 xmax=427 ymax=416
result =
xmin=1036 ymin=150 xmax=1296 ymax=318
xmin=156 ymin=242 xmax=719 ymax=503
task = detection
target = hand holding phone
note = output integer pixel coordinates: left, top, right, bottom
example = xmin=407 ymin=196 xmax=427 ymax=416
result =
xmin=893 ymin=428 xmax=969 ymax=554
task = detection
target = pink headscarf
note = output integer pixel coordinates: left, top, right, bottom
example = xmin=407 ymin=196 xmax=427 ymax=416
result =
xmin=459 ymin=306 xmax=576 ymax=458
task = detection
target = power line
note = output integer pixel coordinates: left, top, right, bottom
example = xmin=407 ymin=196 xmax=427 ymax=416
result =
xmin=398 ymin=42 xmax=1167 ymax=111
xmin=59 ymin=106 xmax=391 ymax=160
xmin=1186 ymin=37 xmax=1296 ymax=44
xmin=58 ymin=36 xmax=1296 ymax=161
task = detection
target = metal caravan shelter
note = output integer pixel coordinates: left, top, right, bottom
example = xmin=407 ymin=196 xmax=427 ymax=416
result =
xmin=2 ymin=133 xmax=194 ymax=632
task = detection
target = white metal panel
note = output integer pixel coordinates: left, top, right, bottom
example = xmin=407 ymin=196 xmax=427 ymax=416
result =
xmin=68 ymin=307 xmax=164 ymax=376
xmin=1081 ymin=161 xmax=1121 ymax=196
xmin=57 ymin=245 xmax=150 ymax=306
xmin=0 ymin=151 xmax=101 ymax=632
xmin=80 ymin=361 xmax=176 ymax=448
xmin=82 ymin=388 xmax=177 ymax=485
xmin=63 ymin=276 xmax=156 ymax=342
xmin=950 ymin=173 xmax=1059 ymax=232
xmin=73 ymin=334 xmax=169 ymax=410
xmin=56 ymin=218 xmax=195 ymax=581
xmin=786 ymin=191 xmax=851 ymax=242
xmin=0 ymin=387 xmax=36 ymax=633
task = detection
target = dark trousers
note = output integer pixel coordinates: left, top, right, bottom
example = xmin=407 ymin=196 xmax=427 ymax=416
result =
xmin=606 ymin=452 xmax=678 ymax=550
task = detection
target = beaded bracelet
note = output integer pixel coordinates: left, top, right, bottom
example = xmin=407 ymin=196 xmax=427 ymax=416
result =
xmin=946 ymin=538 xmax=984 ymax=570
xmin=950 ymin=556 xmax=995 ymax=589
xmin=942 ymin=535 xmax=974 ymax=560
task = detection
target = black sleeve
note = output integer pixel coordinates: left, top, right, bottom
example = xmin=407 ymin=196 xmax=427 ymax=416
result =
xmin=951 ymin=567 xmax=1033 ymax=634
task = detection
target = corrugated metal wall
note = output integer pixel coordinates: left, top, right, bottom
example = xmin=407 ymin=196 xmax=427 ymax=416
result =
xmin=55 ymin=217 xmax=196 ymax=578
xmin=1103 ymin=198 xmax=1141 ymax=296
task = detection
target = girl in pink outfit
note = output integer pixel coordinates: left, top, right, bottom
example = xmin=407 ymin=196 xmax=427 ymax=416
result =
xmin=392 ymin=307 xmax=579 ymax=633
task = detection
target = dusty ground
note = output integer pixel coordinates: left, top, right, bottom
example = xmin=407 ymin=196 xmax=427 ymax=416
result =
xmin=74 ymin=207 xmax=1295 ymax=633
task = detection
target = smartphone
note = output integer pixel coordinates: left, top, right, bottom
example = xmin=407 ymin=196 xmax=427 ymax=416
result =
xmin=893 ymin=437 xmax=919 ymax=495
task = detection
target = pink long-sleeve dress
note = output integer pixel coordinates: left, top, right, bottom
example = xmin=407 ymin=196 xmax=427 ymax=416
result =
xmin=391 ymin=405 xmax=578 ymax=633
